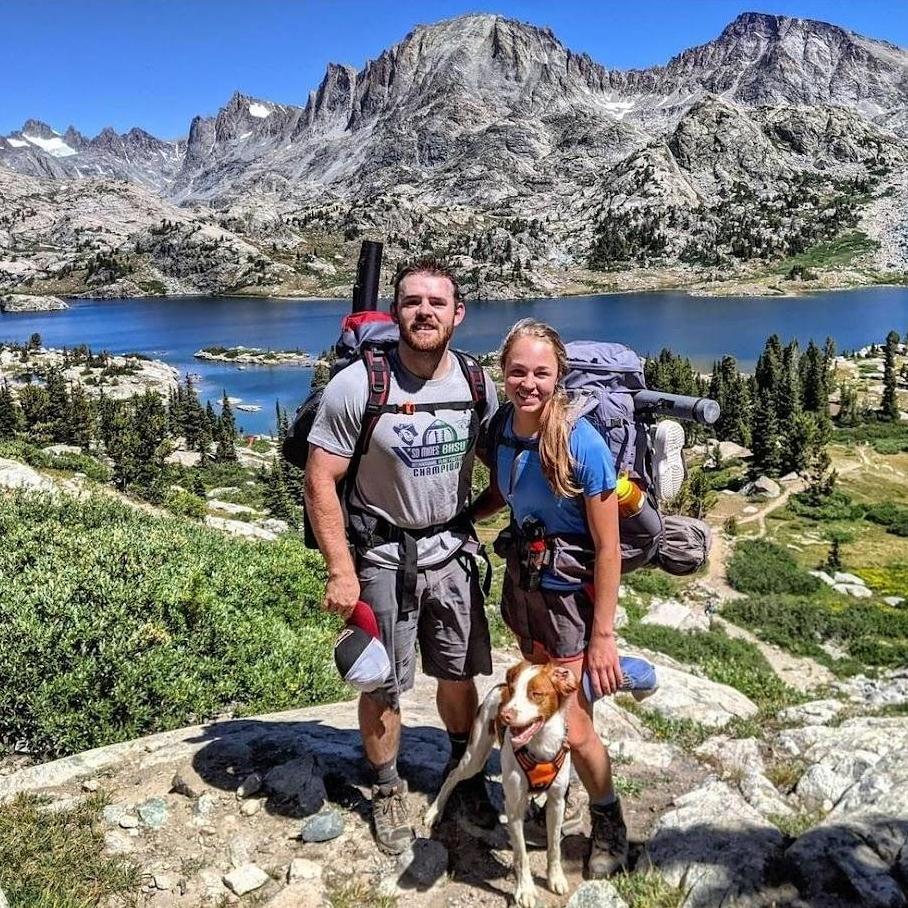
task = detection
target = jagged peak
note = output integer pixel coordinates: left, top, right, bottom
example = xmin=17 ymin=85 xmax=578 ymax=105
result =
xmin=20 ymin=118 xmax=57 ymax=138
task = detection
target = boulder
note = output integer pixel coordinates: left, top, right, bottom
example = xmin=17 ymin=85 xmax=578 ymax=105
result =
xmin=208 ymin=499 xmax=258 ymax=516
xmin=778 ymin=718 xmax=908 ymax=811
xmin=641 ymin=598 xmax=711 ymax=633
xmin=0 ymin=458 xmax=56 ymax=493
xmin=299 ymin=809 xmax=344 ymax=842
xmin=788 ymin=750 xmax=908 ymax=908
xmin=833 ymin=582 xmax=873 ymax=599
xmin=164 ymin=450 xmax=202 ymax=467
xmin=777 ymin=699 xmax=848 ymax=726
xmin=263 ymin=753 xmax=326 ymax=815
xmin=883 ymin=596 xmax=905 ymax=607
xmin=0 ymin=885 xmax=7 ymax=908
xmin=42 ymin=443 xmax=82 ymax=456
xmin=743 ymin=476 xmax=781 ymax=499
xmin=205 ymin=515 xmax=277 ymax=541
xmin=809 ymin=570 xmax=836 ymax=586
xmin=264 ymin=883 xmax=324 ymax=908
xmin=641 ymin=777 xmax=784 ymax=907
xmin=287 ymin=859 xmax=322 ymax=883
xmin=593 ymin=697 xmax=650 ymax=742
xmin=833 ymin=572 xmax=866 ymax=586
xmin=694 ymin=736 xmax=764 ymax=777
xmin=739 ymin=770 xmax=795 ymax=820
xmin=836 ymin=671 xmax=908 ymax=710
xmin=637 ymin=662 xmax=759 ymax=729
xmin=567 ymin=880 xmax=629 ymax=907
xmin=611 ymin=740 xmax=680 ymax=769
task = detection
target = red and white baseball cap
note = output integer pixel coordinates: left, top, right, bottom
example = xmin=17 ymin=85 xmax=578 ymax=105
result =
xmin=333 ymin=601 xmax=391 ymax=693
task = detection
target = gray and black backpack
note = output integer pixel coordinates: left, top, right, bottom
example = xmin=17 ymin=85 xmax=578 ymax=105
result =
xmin=484 ymin=340 xmax=711 ymax=576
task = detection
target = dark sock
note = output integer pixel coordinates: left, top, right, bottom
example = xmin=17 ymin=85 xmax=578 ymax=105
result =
xmin=448 ymin=732 xmax=468 ymax=764
xmin=372 ymin=758 xmax=400 ymax=793
xmin=591 ymin=791 xmax=618 ymax=809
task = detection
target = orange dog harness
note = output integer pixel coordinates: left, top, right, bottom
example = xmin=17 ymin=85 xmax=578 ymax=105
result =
xmin=512 ymin=741 xmax=570 ymax=793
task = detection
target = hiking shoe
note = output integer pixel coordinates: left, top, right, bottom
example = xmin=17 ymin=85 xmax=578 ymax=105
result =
xmin=442 ymin=759 xmax=500 ymax=831
xmin=372 ymin=781 xmax=416 ymax=855
xmin=588 ymin=799 xmax=629 ymax=878
xmin=524 ymin=779 xmax=587 ymax=847
xmin=651 ymin=419 xmax=686 ymax=502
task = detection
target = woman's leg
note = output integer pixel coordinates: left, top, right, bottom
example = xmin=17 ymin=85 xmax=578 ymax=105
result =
xmin=527 ymin=644 xmax=615 ymax=802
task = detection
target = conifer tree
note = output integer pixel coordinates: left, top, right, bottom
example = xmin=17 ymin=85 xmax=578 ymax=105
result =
xmin=751 ymin=389 xmax=782 ymax=476
xmin=216 ymin=392 xmax=237 ymax=462
xmin=68 ymin=382 xmax=93 ymax=449
xmin=18 ymin=383 xmax=51 ymax=443
xmin=131 ymin=391 xmax=168 ymax=501
xmin=43 ymin=367 xmax=70 ymax=443
xmin=275 ymin=402 xmax=304 ymax=500
xmin=881 ymin=330 xmax=900 ymax=421
xmin=263 ymin=460 xmax=296 ymax=523
xmin=800 ymin=340 xmax=827 ymax=415
xmin=0 ymin=381 xmax=22 ymax=439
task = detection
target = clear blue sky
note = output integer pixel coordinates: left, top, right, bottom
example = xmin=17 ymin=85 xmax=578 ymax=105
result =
xmin=3 ymin=0 xmax=907 ymax=139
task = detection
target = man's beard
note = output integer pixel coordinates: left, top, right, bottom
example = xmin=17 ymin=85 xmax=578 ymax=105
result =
xmin=400 ymin=319 xmax=455 ymax=354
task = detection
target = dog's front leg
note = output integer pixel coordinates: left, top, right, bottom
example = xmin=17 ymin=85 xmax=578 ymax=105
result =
xmin=503 ymin=771 xmax=535 ymax=908
xmin=544 ymin=760 xmax=570 ymax=895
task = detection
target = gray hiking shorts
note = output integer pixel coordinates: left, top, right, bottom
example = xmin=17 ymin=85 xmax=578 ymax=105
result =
xmin=358 ymin=551 xmax=492 ymax=708
xmin=501 ymin=549 xmax=592 ymax=660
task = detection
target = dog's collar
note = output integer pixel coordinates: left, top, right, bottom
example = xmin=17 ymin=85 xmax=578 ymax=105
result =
xmin=512 ymin=739 xmax=570 ymax=794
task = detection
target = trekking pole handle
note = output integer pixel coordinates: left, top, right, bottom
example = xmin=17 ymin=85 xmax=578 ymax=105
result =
xmin=632 ymin=390 xmax=720 ymax=425
xmin=352 ymin=241 xmax=383 ymax=313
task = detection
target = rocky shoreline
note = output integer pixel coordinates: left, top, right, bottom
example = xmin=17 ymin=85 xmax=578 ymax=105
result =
xmin=0 ymin=293 xmax=68 ymax=312
xmin=194 ymin=346 xmax=315 ymax=366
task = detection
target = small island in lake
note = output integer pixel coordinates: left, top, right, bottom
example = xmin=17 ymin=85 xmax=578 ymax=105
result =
xmin=194 ymin=345 xmax=315 ymax=366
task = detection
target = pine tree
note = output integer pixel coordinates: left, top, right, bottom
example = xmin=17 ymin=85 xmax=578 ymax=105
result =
xmin=800 ymin=340 xmax=827 ymax=415
xmin=751 ymin=389 xmax=782 ymax=476
xmin=275 ymin=402 xmax=304 ymax=501
xmin=18 ymin=383 xmax=51 ymax=444
xmin=68 ymin=383 xmax=93 ymax=448
xmin=191 ymin=468 xmax=207 ymax=499
xmin=263 ymin=460 xmax=296 ymax=523
xmin=836 ymin=381 xmax=861 ymax=427
xmin=881 ymin=330 xmax=900 ymax=421
xmin=0 ymin=381 xmax=22 ymax=439
xmin=131 ymin=391 xmax=168 ymax=501
xmin=43 ymin=367 xmax=70 ymax=443
xmin=215 ymin=392 xmax=237 ymax=462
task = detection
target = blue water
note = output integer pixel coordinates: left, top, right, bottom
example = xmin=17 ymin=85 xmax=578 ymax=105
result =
xmin=2 ymin=288 xmax=906 ymax=434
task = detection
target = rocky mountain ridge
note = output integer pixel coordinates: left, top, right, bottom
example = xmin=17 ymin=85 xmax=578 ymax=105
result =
xmin=2 ymin=11 xmax=907 ymax=299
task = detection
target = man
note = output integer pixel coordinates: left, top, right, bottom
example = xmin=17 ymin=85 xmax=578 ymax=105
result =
xmin=304 ymin=256 xmax=499 ymax=854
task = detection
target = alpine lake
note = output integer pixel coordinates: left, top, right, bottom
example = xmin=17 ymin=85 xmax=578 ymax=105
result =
xmin=2 ymin=286 xmax=907 ymax=435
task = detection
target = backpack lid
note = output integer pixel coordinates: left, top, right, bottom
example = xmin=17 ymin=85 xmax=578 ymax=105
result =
xmin=336 ymin=311 xmax=398 ymax=360
xmin=565 ymin=341 xmax=646 ymax=391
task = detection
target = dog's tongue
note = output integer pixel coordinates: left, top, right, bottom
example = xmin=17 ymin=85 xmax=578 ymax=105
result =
xmin=509 ymin=718 xmax=544 ymax=748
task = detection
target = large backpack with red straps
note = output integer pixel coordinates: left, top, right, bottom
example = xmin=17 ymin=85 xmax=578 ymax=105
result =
xmin=283 ymin=309 xmax=488 ymax=548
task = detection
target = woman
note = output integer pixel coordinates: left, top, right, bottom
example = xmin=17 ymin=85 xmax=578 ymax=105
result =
xmin=477 ymin=318 xmax=628 ymax=877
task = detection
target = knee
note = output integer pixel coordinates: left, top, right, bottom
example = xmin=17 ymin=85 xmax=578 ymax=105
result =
xmin=566 ymin=703 xmax=598 ymax=751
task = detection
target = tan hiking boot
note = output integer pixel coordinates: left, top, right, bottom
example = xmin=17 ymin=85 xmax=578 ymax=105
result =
xmin=372 ymin=780 xmax=415 ymax=855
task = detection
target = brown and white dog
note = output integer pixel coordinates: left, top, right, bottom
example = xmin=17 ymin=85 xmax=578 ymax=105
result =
xmin=425 ymin=661 xmax=577 ymax=907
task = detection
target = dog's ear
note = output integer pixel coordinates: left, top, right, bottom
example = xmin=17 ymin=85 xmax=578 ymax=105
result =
xmin=504 ymin=660 xmax=528 ymax=696
xmin=549 ymin=665 xmax=578 ymax=697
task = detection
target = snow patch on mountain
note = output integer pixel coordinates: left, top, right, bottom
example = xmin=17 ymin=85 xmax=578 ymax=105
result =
xmin=23 ymin=134 xmax=77 ymax=157
xmin=248 ymin=103 xmax=270 ymax=118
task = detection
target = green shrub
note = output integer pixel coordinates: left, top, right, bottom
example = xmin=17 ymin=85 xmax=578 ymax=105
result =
xmin=0 ymin=492 xmax=347 ymax=759
xmin=621 ymin=623 xmax=799 ymax=711
xmin=723 ymin=595 xmax=908 ymax=672
xmin=788 ymin=490 xmax=863 ymax=522
xmin=623 ymin=569 xmax=678 ymax=598
xmin=164 ymin=487 xmax=207 ymax=519
xmin=727 ymin=539 xmax=821 ymax=596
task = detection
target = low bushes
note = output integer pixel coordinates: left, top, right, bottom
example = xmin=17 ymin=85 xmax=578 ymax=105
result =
xmin=726 ymin=539 xmax=821 ymax=596
xmin=723 ymin=595 xmax=908 ymax=673
xmin=621 ymin=623 xmax=799 ymax=711
xmin=0 ymin=491 xmax=346 ymax=759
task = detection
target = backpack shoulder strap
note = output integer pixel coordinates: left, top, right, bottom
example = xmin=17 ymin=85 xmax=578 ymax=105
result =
xmin=345 ymin=346 xmax=392 ymax=495
xmin=453 ymin=350 xmax=488 ymax=419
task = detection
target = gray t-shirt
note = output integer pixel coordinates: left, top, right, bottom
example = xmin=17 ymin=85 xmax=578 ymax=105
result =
xmin=308 ymin=349 xmax=498 ymax=568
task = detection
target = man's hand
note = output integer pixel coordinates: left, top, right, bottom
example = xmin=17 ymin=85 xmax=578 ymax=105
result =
xmin=585 ymin=632 xmax=623 ymax=700
xmin=323 ymin=570 xmax=360 ymax=619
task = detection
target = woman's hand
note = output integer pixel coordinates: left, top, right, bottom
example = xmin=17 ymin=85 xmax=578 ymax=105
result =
xmin=585 ymin=631 xmax=623 ymax=699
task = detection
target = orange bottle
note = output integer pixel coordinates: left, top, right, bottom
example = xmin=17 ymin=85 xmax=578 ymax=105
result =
xmin=616 ymin=473 xmax=646 ymax=518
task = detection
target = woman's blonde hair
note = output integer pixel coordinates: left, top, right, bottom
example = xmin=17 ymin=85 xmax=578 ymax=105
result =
xmin=500 ymin=319 xmax=580 ymax=499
